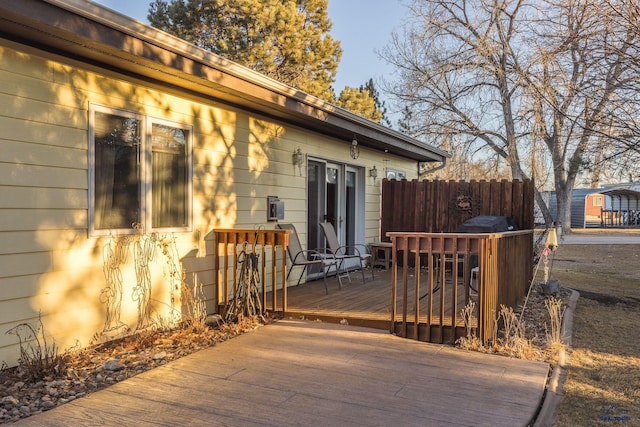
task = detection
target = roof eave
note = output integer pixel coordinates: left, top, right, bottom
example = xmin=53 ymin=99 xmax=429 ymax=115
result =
xmin=1 ymin=0 xmax=448 ymax=163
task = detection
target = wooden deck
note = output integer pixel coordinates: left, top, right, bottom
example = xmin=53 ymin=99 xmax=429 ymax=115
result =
xmin=273 ymin=266 xmax=479 ymax=339
xmin=214 ymin=228 xmax=531 ymax=345
xmin=16 ymin=319 xmax=550 ymax=427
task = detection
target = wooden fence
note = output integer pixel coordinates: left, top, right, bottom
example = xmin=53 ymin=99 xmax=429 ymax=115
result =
xmin=381 ymin=179 xmax=535 ymax=237
xmin=388 ymin=230 xmax=533 ymax=344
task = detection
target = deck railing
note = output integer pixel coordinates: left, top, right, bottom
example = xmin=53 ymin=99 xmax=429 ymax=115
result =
xmin=214 ymin=228 xmax=290 ymax=315
xmin=387 ymin=230 xmax=533 ymax=344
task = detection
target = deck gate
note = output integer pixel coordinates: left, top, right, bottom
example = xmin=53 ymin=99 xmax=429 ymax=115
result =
xmin=388 ymin=231 xmax=533 ymax=344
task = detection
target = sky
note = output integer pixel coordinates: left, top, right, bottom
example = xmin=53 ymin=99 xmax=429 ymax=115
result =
xmin=91 ymin=0 xmax=408 ymax=112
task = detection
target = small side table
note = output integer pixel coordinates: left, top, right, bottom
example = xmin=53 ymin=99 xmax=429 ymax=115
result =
xmin=369 ymin=242 xmax=393 ymax=269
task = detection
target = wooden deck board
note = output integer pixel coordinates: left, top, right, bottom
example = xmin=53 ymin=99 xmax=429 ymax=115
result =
xmin=277 ymin=267 xmax=477 ymax=328
xmin=17 ymin=319 xmax=549 ymax=427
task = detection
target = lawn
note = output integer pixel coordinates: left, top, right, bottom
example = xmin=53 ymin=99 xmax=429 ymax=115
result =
xmin=549 ymin=232 xmax=640 ymax=426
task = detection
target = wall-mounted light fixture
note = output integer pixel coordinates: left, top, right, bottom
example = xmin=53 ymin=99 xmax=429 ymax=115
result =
xmin=350 ymin=135 xmax=360 ymax=159
xmin=369 ymin=165 xmax=378 ymax=183
xmin=292 ymin=147 xmax=304 ymax=175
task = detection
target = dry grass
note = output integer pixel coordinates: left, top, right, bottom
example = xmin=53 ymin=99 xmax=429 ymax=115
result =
xmin=549 ymin=232 xmax=640 ymax=426
xmin=544 ymin=296 xmax=565 ymax=355
xmin=4 ymin=313 xmax=69 ymax=383
xmin=456 ymin=294 xmax=562 ymax=363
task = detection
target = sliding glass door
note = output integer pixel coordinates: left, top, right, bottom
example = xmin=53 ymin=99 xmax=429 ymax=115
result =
xmin=307 ymin=159 xmax=363 ymax=273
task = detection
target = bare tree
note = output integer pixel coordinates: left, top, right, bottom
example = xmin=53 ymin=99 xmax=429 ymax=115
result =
xmin=524 ymin=0 xmax=639 ymax=228
xmin=383 ymin=0 xmax=640 ymax=230
xmin=593 ymin=0 xmax=640 ymax=175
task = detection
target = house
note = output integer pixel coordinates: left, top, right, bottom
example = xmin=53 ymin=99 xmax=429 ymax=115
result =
xmin=0 ymin=0 xmax=447 ymax=366
xmin=544 ymin=184 xmax=640 ymax=228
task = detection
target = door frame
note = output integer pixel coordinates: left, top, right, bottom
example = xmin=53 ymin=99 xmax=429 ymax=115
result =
xmin=307 ymin=157 xmax=365 ymax=266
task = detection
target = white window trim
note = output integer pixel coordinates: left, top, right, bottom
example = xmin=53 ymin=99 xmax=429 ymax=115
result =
xmin=88 ymin=103 xmax=193 ymax=237
xmin=145 ymin=116 xmax=194 ymax=234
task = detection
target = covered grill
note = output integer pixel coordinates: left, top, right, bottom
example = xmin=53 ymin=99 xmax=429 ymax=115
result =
xmin=455 ymin=216 xmax=518 ymax=273
xmin=455 ymin=215 xmax=518 ymax=233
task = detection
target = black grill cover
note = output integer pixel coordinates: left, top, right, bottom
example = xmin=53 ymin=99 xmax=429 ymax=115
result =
xmin=455 ymin=216 xmax=518 ymax=233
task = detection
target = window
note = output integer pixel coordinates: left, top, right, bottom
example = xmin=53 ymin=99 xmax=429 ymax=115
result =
xmin=593 ymin=196 xmax=603 ymax=207
xmin=386 ymin=169 xmax=406 ymax=180
xmin=89 ymin=104 xmax=192 ymax=235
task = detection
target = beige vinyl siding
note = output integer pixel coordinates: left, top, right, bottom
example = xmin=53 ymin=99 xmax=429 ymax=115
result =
xmin=1 ymin=140 xmax=86 ymax=170
xmin=0 ymin=252 xmax=52 ymax=279
xmin=0 ymin=188 xmax=86 ymax=216
xmin=0 ymin=230 xmax=74 ymax=255
xmin=0 ymin=116 xmax=85 ymax=150
xmin=0 ymin=299 xmax=35 ymax=326
xmin=0 ymin=162 xmax=85 ymax=190
xmin=0 ymin=208 xmax=86 ymax=232
xmin=0 ymin=275 xmax=43 ymax=302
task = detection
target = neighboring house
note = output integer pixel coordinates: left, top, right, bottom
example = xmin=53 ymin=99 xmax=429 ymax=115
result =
xmin=544 ymin=184 xmax=640 ymax=228
xmin=0 ymin=0 xmax=448 ymax=366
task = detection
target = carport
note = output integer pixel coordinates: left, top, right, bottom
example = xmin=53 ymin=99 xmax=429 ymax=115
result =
xmin=600 ymin=187 xmax=640 ymax=227
xmin=546 ymin=185 xmax=640 ymax=228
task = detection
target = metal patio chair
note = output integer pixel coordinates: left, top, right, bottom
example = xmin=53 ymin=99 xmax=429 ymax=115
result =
xmin=277 ymin=223 xmax=340 ymax=294
xmin=318 ymin=221 xmax=373 ymax=283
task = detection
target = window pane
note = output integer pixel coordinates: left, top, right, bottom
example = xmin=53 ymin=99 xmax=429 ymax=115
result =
xmin=151 ymin=123 xmax=188 ymax=228
xmin=94 ymin=112 xmax=141 ymax=230
xmin=386 ymin=169 xmax=406 ymax=180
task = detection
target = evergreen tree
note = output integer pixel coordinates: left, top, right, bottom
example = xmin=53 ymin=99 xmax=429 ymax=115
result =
xmin=361 ymin=78 xmax=390 ymax=127
xmin=397 ymin=105 xmax=415 ymax=136
xmin=336 ymin=79 xmax=388 ymax=124
xmin=336 ymin=86 xmax=381 ymax=123
xmin=148 ymin=0 xmax=342 ymax=101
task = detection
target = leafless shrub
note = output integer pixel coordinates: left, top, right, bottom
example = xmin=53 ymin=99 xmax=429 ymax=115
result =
xmin=456 ymin=301 xmax=483 ymax=350
xmin=5 ymin=313 xmax=67 ymax=382
xmin=496 ymin=305 xmax=534 ymax=359
xmin=457 ymin=303 xmax=540 ymax=360
xmin=180 ymin=276 xmax=208 ymax=333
